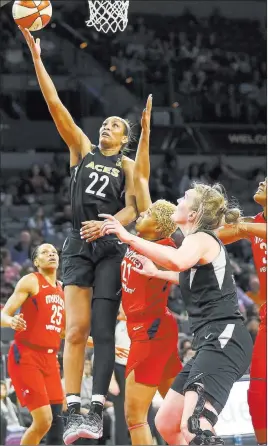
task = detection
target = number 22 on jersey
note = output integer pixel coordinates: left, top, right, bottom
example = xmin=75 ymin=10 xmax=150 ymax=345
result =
xmin=85 ymin=172 xmax=110 ymax=197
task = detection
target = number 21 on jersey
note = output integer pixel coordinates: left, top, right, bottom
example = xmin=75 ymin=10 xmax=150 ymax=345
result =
xmin=122 ymin=260 xmax=131 ymax=283
xmin=85 ymin=172 xmax=110 ymax=197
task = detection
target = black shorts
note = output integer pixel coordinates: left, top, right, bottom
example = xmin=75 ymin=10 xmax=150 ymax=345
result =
xmin=172 ymin=320 xmax=253 ymax=413
xmin=62 ymin=230 xmax=127 ymax=300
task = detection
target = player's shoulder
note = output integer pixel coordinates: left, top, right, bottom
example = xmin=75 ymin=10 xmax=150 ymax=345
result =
xmin=122 ymin=155 xmax=134 ymax=170
xmin=17 ymin=272 xmax=39 ymax=290
xmin=183 ymin=231 xmax=218 ymax=249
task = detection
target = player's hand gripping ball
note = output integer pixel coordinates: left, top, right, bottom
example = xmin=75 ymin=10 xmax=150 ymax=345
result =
xmin=12 ymin=1 xmax=52 ymax=31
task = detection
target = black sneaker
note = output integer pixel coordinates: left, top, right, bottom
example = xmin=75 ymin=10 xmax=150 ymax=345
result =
xmin=63 ymin=412 xmax=83 ymax=445
xmin=76 ymin=411 xmax=103 ymax=439
xmin=189 ymin=431 xmax=224 ymax=445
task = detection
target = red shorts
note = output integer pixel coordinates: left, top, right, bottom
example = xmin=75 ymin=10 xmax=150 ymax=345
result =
xmin=8 ymin=342 xmax=63 ymax=412
xmin=248 ymin=318 xmax=267 ymax=430
xmin=126 ymin=312 xmax=182 ymax=386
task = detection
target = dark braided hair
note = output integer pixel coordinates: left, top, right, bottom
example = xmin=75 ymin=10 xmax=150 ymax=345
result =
xmin=121 ymin=119 xmax=136 ymax=154
xmin=31 ymin=245 xmax=40 ymax=264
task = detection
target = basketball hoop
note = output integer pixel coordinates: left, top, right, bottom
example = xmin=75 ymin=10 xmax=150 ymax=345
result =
xmin=86 ymin=0 xmax=129 ymax=33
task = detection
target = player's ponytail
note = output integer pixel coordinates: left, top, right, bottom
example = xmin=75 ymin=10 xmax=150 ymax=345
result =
xmin=191 ymin=182 xmax=242 ymax=231
xmin=224 ymin=207 xmax=241 ymax=224
xmin=121 ymin=119 xmax=136 ymax=154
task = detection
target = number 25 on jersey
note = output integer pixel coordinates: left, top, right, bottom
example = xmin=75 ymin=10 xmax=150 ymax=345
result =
xmin=50 ymin=305 xmax=63 ymax=326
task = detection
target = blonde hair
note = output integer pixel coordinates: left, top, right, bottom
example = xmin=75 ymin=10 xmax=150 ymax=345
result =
xmin=152 ymin=200 xmax=178 ymax=238
xmin=191 ymin=182 xmax=241 ymax=231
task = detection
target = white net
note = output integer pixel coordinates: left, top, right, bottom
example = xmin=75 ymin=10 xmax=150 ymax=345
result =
xmin=86 ymin=0 xmax=129 ymax=33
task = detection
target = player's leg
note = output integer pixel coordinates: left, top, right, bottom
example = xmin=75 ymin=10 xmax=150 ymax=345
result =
xmin=179 ymin=322 xmax=252 ymax=445
xmin=8 ymin=344 xmax=53 ymax=445
xmin=155 ymin=388 xmax=185 ymax=445
xmin=44 ymin=356 xmax=64 ymax=445
xmin=21 ymin=405 xmax=53 ymax=445
xmin=63 ymin=285 xmax=92 ymax=443
xmin=155 ymin=356 xmax=193 ymax=445
xmin=62 ymin=234 xmax=94 ymax=444
xmin=77 ymin=242 xmax=125 ymax=439
xmin=248 ymin=321 xmax=267 ymax=445
xmin=158 ymin=377 xmax=188 ymax=446
xmin=77 ymin=297 xmax=120 ymax=439
xmin=125 ymin=370 xmax=157 ymax=445
xmin=45 ymin=404 xmax=63 ymax=445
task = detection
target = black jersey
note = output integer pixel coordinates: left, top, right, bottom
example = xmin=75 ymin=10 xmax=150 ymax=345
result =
xmin=70 ymin=148 xmax=125 ymax=230
xmin=179 ymin=230 xmax=243 ymax=333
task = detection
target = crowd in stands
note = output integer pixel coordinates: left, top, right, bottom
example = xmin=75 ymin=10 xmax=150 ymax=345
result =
xmin=1 ymin=6 xmax=266 ymax=124
xmin=61 ymin=6 xmax=266 ymax=124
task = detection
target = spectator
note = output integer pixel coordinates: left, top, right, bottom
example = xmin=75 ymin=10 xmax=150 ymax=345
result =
xmin=179 ymin=338 xmax=192 ymax=360
xmin=10 ymin=231 xmax=31 ymax=265
xmin=1 ymin=248 xmax=21 ymax=286
xmin=28 ymin=164 xmax=49 ymax=195
xmin=245 ymin=272 xmax=262 ymax=304
xmin=27 ymin=206 xmax=54 ymax=238
xmin=246 ymin=318 xmax=260 ymax=343
xmin=179 ymin=163 xmax=200 ymax=195
xmin=41 ymin=163 xmax=56 ymax=193
xmin=0 ymin=380 xmax=25 ymax=443
xmin=54 ymin=204 xmax=72 ymax=228
xmin=182 ymin=347 xmax=196 ymax=365
xmin=80 ymin=357 xmax=93 ymax=409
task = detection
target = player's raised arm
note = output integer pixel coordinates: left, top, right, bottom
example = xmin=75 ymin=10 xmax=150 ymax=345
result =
xmin=114 ymin=157 xmax=137 ymax=225
xmin=1 ymin=274 xmax=37 ymax=330
xmin=133 ymin=95 xmax=153 ymax=213
xmin=19 ymin=26 xmax=91 ymax=166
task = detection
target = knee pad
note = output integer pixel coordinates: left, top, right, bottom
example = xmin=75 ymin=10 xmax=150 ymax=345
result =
xmin=185 ymin=383 xmax=218 ymax=434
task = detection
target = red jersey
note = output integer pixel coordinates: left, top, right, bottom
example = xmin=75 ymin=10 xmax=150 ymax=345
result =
xmin=249 ymin=212 xmax=267 ymax=322
xmin=121 ymin=238 xmax=176 ymax=321
xmin=15 ymin=272 xmax=65 ymax=350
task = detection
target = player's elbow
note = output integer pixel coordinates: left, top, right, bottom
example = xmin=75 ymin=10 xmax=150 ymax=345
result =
xmin=126 ymin=201 xmax=138 ymax=222
xmin=165 ymin=259 xmax=181 ymax=272
xmin=47 ymin=96 xmax=61 ymax=110
xmin=167 ymin=258 xmax=191 ymax=272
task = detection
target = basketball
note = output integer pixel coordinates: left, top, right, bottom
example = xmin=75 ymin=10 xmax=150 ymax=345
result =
xmin=12 ymin=0 xmax=52 ymax=31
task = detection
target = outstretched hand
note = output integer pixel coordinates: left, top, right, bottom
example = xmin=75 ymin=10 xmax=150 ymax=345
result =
xmin=141 ymin=94 xmax=152 ymax=133
xmin=18 ymin=26 xmax=41 ymax=60
xmin=132 ymin=255 xmax=159 ymax=278
xmin=99 ymin=214 xmax=132 ymax=244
